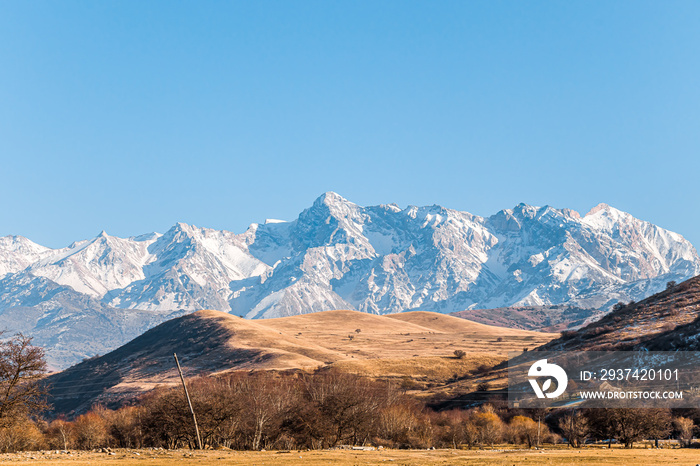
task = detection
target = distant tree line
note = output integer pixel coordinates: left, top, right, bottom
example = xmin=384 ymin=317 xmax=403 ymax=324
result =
xmin=0 ymin=337 xmax=698 ymax=452
xmin=1 ymin=372 xmax=699 ymax=451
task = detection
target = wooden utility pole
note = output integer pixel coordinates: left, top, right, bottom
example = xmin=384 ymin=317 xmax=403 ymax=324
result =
xmin=174 ymin=353 xmax=203 ymax=449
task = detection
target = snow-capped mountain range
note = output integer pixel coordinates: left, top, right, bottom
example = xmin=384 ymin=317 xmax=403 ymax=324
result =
xmin=1 ymin=192 xmax=698 ymax=368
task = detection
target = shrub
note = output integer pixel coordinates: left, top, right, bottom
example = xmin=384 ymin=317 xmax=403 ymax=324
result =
xmin=476 ymin=381 xmax=490 ymax=392
xmin=74 ymin=408 xmax=110 ymax=450
xmin=472 ymin=407 xmax=503 ymax=446
xmin=0 ymin=419 xmax=45 ymax=453
xmin=45 ymin=418 xmax=75 ymax=450
xmin=508 ymin=415 xmax=541 ymax=448
xmin=674 ymin=416 xmax=695 ymax=447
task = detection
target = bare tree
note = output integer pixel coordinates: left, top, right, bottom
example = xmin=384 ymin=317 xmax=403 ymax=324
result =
xmin=73 ymin=408 xmax=110 ymax=450
xmin=0 ymin=334 xmax=48 ymax=425
xmin=674 ymin=416 xmax=695 ymax=447
xmin=0 ymin=418 xmax=45 ymax=453
xmin=298 ymin=371 xmax=390 ymax=447
xmin=45 ymin=417 xmax=75 ymax=450
xmin=586 ymin=408 xmax=616 ymax=448
xmin=558 ymin=410 xmax=588 ymax=447
xmin=525 ymin=407 xmax=548 ymax=448
xmin=509 ymin=415 xmax=540 ymax=448
xmin=240 ymin=374 xmax=296 ymax=450
xmin=472 ymin=405 xmax=503 ymax=446
xmin=646 ymin=408 xmax=671 ymax=448
xmin=587 ymin=407 xmax=670 ymax=449
xmin=109 ymin=406 xmax=144 ymax=449
xmin=377 ymin=400 xmax=423 ymax=447
xmin=141 ymin=387 xmax=195 ymax=449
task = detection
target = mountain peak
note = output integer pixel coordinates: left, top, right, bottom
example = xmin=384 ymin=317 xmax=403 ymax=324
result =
xmin=583 ymin=204 xmax=632 ymax=229
xmin=314 ymin=191 xmax=352 ymax=207
xmin=2 ymin=194 xmax=699 ymax=370
xmin=586 ymin=203 xmax=612 ymax=216
xmin=0 ymin=235 xmax=36 ymax=246
xmin=305 ymin=192 xmax=363 ymax=222
xmin=132 ymin=232 xmax=160 ymax=242
xmin=585 ymin=203 xmax=628 ymax=217
xmin=160 ymin=222 xmax=198 ymax=242
xmin=172 ymin=222 xmax=195 ymax=233
xmin=381 ymin=202 xmax=402 ymax=213
xmin=498 ymin=203 xmax=540 ymax=220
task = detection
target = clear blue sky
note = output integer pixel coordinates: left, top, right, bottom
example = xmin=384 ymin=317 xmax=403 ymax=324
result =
xmin=1 ymin=1 xmax=699 ymax=249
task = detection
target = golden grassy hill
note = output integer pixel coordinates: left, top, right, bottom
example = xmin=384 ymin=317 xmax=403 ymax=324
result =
xmin=45 ymin=309 xmax=556 ymax=415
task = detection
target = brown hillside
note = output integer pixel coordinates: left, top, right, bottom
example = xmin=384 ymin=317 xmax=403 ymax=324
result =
xmin=389 ymin=310 xmax=552 ymax=336
xmin=541 ymin=275 xmax=700 ymax=351
xmin=44 ymin=309 xmax=556 ymax=416
xmin=434 ymin=277 xmax=700 ymax=411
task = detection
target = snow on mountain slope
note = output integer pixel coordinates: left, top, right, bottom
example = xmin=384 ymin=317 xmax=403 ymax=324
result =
xmin=28 ymin=231 xmax=157 ymax=297
xmin=0 ymin=192 xmax=698 ymax=368
xmin=224 ymin=193 xmax=700 ymax=318
xmin=2 ymin=193 xmax=698 ymax=318
xmin=232 ymin=193 xmax=700 ymax=317
xmin=0 ymin=236 xmax=53 ymax=278
xmin=103 ymin=223 xmax=269 ymax=311
xmin=0 ymin=273 xmax=185 ymax=369
xmin=8 ymin=223 xmax=270 ymax=313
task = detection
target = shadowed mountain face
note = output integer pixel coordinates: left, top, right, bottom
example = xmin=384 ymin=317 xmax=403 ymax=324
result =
xmin=1 ymin=193 xmax=698 ymax=368
xmin=44 ymin=309 xmax=556 ymax=417
xmin=540 ymin=275 xmax=700 ymax=351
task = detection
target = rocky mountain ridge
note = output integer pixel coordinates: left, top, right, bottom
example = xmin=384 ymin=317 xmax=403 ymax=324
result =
xmin=1 ymin=192 xmax=698 ymax=368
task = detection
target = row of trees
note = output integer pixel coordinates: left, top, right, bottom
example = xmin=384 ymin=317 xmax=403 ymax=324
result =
xmin=0 ymin=334 xmax=698 ymax=452
xmin=5 ymin=372 xmax=563 ymax=451
xmin=558 ymin=408 xmax=697 ymax=449
xmin=0 ymin=369 xmax=697 ymax=452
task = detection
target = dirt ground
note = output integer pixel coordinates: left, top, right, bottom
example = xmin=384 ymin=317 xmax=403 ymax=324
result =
xmin=0 ymin=447 xmax=697 ymax=465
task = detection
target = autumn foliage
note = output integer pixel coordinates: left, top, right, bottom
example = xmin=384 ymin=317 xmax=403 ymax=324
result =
xmin=1 ymin=366 xmax=700 ymax=452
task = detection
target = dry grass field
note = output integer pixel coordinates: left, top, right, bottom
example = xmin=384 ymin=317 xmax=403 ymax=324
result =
xmin=209 ymin=310 xmax=555 ymax=398
xmin=259 ymin=310 xmax=554 ymax=381
xmin=0 ymin=447 xmax=696 ymax=465
xmin=256 ymin=310 xmax=554 ymax=362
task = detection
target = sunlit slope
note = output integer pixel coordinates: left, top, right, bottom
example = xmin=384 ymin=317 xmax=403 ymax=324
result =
xmin=46 ymin=309 xmax=557 ymax=415
xmin=389 ymin=310 xmax=550 ymax=336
